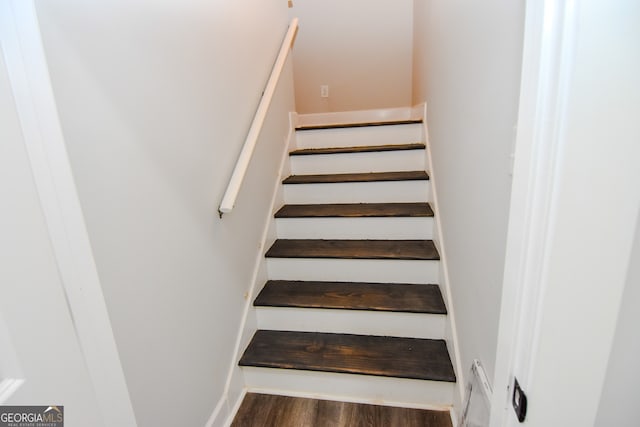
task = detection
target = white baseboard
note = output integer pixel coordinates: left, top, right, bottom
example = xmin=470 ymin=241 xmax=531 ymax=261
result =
xmin=450 ymin=406 xmax=459 ymax=427
xmin=206 ymin=113 xmax=297 ymax=427
xmin=418 ymin=102 xmax=466 ymax=408
xmin=204 ymin=393 xmax=229 ymax=427
xmin=221 ymin=388 xmax=247 ymax=427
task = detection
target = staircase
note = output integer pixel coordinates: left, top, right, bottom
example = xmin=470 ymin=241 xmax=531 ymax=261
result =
xmin=238 ymin=117 xmax=456 ymax=407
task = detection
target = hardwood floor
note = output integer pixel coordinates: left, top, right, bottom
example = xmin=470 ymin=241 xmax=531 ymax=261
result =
xmin=230 ymin=393 xmax=453 ymax=427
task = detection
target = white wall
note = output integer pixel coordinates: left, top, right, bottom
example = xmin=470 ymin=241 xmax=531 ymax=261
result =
xmin=412 ymin=0 xmax=525 ymax=386
xmin=290 ymin=0 xmax=413 ymax=113
xmin=0 ymin=47 xmax=104 ymax=426
xmin=514 ymin=0 xmax=640 ymax=425
xmin=34 ymin=1 xmax=294 ymax=425
xmin=595 ymin=214 xmax=640 ymax=427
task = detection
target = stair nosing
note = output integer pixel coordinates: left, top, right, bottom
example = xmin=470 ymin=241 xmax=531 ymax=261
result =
xmin=283 ymin=171 xmax=429 ymax=185
xmin=275 ymin=202 xmax=434 ymax=218
xmin=265 ymin=239 xmax=440 ymax=261
xmin=295 ymin=119 xmax=423 ymax=131
xmin=290 ymin=143 xmax=426 ymax=156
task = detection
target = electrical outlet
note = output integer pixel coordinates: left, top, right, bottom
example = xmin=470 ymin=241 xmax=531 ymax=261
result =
xmin=320 ymin=85 xmax=329 ymax=98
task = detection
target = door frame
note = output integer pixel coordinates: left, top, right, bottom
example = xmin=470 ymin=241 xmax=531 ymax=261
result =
xmin=489 ymin=0 xmax=579 ymax=425
xmin=0 ymin=2 xmax=137 ymax=425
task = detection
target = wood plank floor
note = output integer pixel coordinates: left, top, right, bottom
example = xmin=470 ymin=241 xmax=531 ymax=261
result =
xmin=231 ymin=393 xmax=453 ymax=427
xmin=265 ymin=239 xmax=440 ymax=260
xmin=295 ymin=119 xmax=423 ymax=131
xmin=254 ymin=280 xmax=447 ymax=314
xmin=239 ymin=330 xmax=456 ymax=382
xmin=289 ymin=143 xmax=425 ymax=156
xmin=283 ymin=171 xmax=429 ymax=185
xmin=275 ymin=202 xmax=434 ymax=218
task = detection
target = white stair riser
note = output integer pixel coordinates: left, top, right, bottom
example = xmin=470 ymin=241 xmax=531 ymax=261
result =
xmin=290 ymin=150 xmax=426 ymax=175
xmin=276 ymin=217 xmax=434 ymax=239
xmin=255 ymin=307 xmax=446 ymax=339
xmin=267 ymin=258 xmax=439 ymax=284
xmin=242 ymin=368 xmax=455 ymax=407
xmin=296 ymin=108 xmax=417 ymax=128
xmin=295 ymin=123 xmax=423 ymax=149
xmin=284 ymin=181 xmax=430 ymax=204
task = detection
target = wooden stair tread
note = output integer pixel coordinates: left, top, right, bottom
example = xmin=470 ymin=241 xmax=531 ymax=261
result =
xmin=239 ymin=330 xmax=456 ymax=382
xmin=296 ymin=119 xmax=422 ymax=131
xmin=275 ymin=202 xmax=434 ymax=218
xmin=283 ymin=171 xmax=429 ymax=185
xmin=265 ymin=239 xmax=439 ymax=260
xmin=254 ymin=280 xmax=447 ymax=314
xmin=290 ymin=143 xmax=425 ymax=156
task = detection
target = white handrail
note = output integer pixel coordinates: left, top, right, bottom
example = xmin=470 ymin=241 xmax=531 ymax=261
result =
xmin=218 ymin=18 xmax=299 ymax=217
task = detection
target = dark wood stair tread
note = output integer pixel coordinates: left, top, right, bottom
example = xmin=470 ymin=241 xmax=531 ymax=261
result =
xmin=283 ymin=171 xmax=429 ymax=185
xmin=265 ymin=239 xmax=439 ymax=260
xmin=239 ymin=330 xmax=456 ymax=382
xmin=290 ymin=143 xmax=425 ymax=156
xmin=275 ymin=202 xmax=434 ymax=218
xmin=296 ymin=119 xmax=422 ymax=131
xmin=254 ymin=280 xmax=447 ymax=314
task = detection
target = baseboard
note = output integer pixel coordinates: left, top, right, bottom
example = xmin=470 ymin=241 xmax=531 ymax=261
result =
xmin=449 ymin=406 xmax=459 ymax=427
xmin=296 ymin=106 xmax=417 ymax=128
xmin=221 ymin=388 xmax=247 ymax=427
xmin=204 ymin=393 xmax=229 ymax=427
xmin=417 ymin=102 xmax=466 ymax=411
xmin=206 ymin=112 xmax=298 ymax=427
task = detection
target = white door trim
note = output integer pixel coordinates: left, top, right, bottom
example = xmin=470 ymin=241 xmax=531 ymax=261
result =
xmin=489 ymin=0 xmax=579 ymax=425
xmin=0 ymin=2 xmax=137 ymax=425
